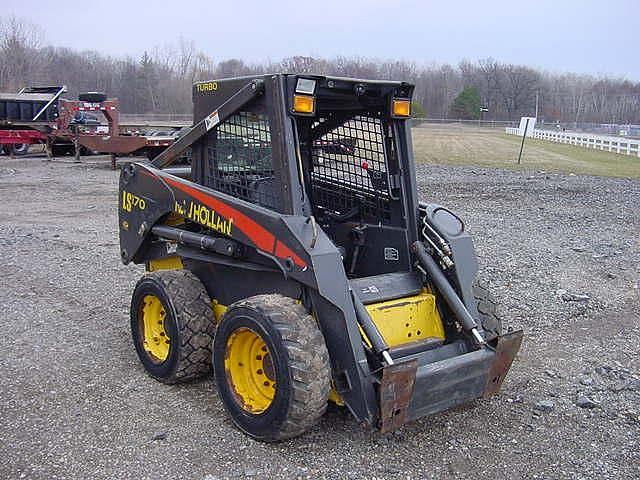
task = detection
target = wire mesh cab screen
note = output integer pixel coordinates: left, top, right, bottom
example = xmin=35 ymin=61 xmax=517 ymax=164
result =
xmin=204 ymin=111 xmax=280 ymax=211
xmin=310 ymin=114 xmax=393 ymax=221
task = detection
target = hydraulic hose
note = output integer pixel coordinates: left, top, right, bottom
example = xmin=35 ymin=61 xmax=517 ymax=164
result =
xmin=152 ymin=225 xmax=225 ymax=253
xmin=412 ymin=241 xmax=485 ymax=346
xmin=350 ymin=290 xmax=394 ymax=365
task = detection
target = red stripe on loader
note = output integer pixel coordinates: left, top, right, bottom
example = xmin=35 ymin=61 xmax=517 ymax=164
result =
xmin=275 ymin=240 xmax=307 ymax=269
xmin=162 ymin=175 xmax=307 ymax=268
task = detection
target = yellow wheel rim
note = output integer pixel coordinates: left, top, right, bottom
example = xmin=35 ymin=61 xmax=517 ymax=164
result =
xmin=140 ymin=294 xmax=171 ymax=363
xmin=224 ymin=327 xmax=276 ymax=414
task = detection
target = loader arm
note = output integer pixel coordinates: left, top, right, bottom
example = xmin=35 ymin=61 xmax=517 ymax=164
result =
xmin=151 ymin=79 xmax=265 ymax=168
xmin=119 ymin=162 xmax=313 ymax=284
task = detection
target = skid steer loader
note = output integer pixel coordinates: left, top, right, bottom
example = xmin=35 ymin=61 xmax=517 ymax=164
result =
xmin=118 ymin=74 xmax=523 ymax=441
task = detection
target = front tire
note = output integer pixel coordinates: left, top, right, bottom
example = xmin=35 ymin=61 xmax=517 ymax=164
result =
xmin=473 ymin=279 xmax=503 ymax=341
xmin=213 ymin=294 xmax=331 ymax=442
xmin=130 ymin=270 xmax=215 ymax=384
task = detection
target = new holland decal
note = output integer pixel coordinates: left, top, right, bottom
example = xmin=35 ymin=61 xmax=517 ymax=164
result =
xmin=162 ymin=174 xmax=307 ymax=269
xmin=174 ymin=200 xmax=233 ymax=236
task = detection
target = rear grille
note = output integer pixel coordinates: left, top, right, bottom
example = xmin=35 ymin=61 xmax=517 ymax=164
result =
xmin=309 ymin=114 xmax=392 ymax=220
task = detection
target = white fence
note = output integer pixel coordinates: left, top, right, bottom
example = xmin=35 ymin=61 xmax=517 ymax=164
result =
xmin=505 ymin=127 xmax=640 ymax=157
xmin=413 ymin=118 xmax=518 ymax=128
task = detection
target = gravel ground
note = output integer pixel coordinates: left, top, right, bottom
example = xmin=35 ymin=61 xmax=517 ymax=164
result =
xmin=1 ymin=156 xmax=638 ymax=480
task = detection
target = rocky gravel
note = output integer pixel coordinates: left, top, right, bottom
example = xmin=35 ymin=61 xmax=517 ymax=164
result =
xmin=1 ymin=156 xmax=638 ymax=479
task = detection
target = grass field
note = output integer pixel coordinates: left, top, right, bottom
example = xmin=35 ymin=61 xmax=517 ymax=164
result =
xmin=411 ymin=124 xmax=640 ymax=178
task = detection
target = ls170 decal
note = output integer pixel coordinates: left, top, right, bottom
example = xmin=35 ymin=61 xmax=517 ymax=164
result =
xmin=121 ymin=191 xmax=146 ymax=212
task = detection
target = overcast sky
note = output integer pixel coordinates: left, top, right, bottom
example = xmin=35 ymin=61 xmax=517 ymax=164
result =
xmin=5 ymin=0 xmax=640 ymax=80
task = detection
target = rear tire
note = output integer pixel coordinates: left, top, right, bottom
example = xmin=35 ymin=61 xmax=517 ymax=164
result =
xmin=472 ymin=279 xmax=503 ymax=341
xmin=79 ymin=146 xmax=93 ymax=156
xmin=79 ymin=92 xmax=107 ymax=102
xmin=11 ymin=144 xmax=29 ymax=156
xmin=130 ymin=270 xmax=215 ymax=384
xmin=51 ymin=144 xmax=74 ymax=156
xmin=213 ymin=294 xmax=331 ymax=442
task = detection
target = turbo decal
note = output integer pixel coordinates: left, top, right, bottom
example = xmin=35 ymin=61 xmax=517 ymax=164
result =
xmin=196 ymin=81 xmax=218 ymax=93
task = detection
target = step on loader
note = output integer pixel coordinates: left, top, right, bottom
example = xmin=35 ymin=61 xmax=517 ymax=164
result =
xmin=118 ymin=74 xmax=523 ymax=441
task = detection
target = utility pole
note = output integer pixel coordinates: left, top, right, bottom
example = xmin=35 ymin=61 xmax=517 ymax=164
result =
xmin=535 ymin=91 xmax=539 ymax=119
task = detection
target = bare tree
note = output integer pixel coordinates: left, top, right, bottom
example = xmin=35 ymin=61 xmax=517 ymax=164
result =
xmin=496 ymin=64 xmax=540 ymax=120
xmin=0 ymin=16 xmax=44 ymax=89
xmin=0 ymin=16 xmax=638 ymax=122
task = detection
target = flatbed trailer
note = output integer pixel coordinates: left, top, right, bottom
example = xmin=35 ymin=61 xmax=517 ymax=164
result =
xmin=77 ymin=133 xmax=176 ymax=160
xmin=0 ymin=86 xmax=185 ymax=166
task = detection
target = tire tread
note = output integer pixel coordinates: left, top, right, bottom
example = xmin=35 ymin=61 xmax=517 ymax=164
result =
xmin=472 ymin=279 xmax=503 ymax=339
xmin=224 ymin=294 xmax=331 ymax=441
xmin=136 ymin=269 xmax=215 ymax=384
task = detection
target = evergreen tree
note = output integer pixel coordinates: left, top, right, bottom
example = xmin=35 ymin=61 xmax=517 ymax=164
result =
xmin=138 ymin=51 xmax=158 ymax=112
xmin=450 ymin=87 xmax=481 ymax=119
xmin=411 ymin=101 xmax=427 ymax=118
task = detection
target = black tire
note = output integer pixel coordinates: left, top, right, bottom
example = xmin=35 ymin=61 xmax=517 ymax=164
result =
xmin=213 ymin=294 xmax=331 ymax=442
xmin=79 ymin=146 xmax=93 ymax=156
xmin=11 ymin=144 xmax=29 ymax=156
xmin=130 ymin=270 xmax=215 ymax=384
xmin=51 ymin=144 xmax=74 ymax=156
xmin=78 ymin=92 xmax=107 ymax=103
xmin=473 ymin=279 xmax=503 ymax=341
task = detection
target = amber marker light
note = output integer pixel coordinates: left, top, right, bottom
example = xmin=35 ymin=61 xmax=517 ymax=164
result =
xmin=392 ymin=98 xmax=411 ymax=117
xmin=293 ymin=94 xmax=315 ymax=114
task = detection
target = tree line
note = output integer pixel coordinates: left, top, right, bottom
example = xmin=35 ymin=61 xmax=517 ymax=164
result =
xmin=1 ymin=17 xmax=639 ymax=124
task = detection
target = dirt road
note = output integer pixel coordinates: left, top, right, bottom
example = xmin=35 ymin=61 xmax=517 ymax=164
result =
xmin=1 ymin=156 xmax=638 ymax=479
